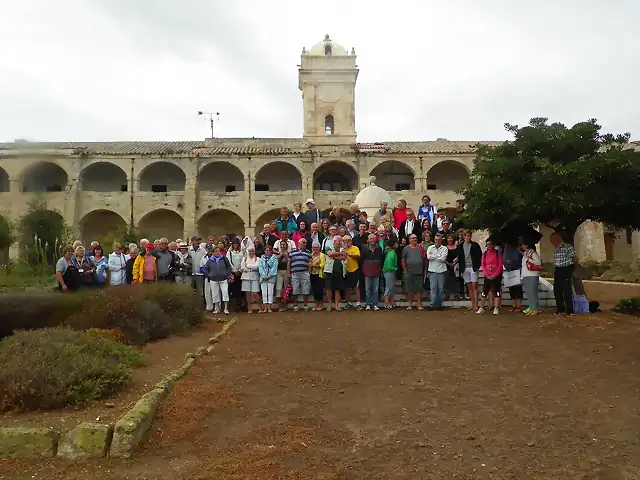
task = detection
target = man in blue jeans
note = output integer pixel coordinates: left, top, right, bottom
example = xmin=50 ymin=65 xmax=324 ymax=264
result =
xmin=426 ymin=233 xmax=449 ymax=310
xmin=360 ymin=233 xmax=383 ymax=310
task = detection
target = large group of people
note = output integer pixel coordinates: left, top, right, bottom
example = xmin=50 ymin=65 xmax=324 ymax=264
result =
xmin=52 ymin=196 xmax=563 ymax=316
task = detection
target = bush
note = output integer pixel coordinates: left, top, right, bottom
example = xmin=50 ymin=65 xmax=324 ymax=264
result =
xmin=0 ymin=328 xmax=144 ymax=411
xmin=0 ymin=283 xmax=204 ymax=342
xmin=613 ymin=296 xmax=640 ymax=314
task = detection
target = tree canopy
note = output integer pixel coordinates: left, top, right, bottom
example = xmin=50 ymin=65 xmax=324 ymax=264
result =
xmin=461 ymin=118 xmax=640 ymax=239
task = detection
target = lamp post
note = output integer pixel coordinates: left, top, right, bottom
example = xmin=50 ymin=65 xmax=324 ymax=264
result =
xmin=197 ymin=111 xmax=220 ymax=139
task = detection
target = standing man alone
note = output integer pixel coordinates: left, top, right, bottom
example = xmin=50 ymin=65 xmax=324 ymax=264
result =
xmin=550 ymin=232 xmax=578 ymax=316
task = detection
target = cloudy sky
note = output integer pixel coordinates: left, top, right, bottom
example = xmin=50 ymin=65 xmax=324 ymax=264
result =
xmin=1 ymin=0 xmax=638 ymax=143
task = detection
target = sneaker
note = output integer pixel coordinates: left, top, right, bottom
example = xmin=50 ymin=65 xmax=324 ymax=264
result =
xmin=213 ymin=309 xmax=220 ymax=314
xmin=223 ymin=308 xmax=229 ymax=315
xmin=493 ymin=307 xmax=499 ymax=315
xmin=303 ymin=305 xmax=309 ymax=312
xmin=293 ymin=305 xmax=299 ymax=312
xmin=373 ymin=306 xmax=380 ymax=311
xmin=476 ymin=307 xmax=485 ymax=315
xmin=385 ymin=305 xmax=392 ymax=310
xmin=522 ymin=308 xmax=531 ymax=314
xmin=356 ymin=304 xmax=364 ymax=311
xmin=365 ymin=305 xmax=371 ymax=311
xmin=529 ymin=310 xmax=540 ymax=316
xmin=345 ymin=303 xmax=353 ymax=310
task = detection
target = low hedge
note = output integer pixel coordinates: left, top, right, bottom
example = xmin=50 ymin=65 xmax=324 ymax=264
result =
xmin=0 ymin=284 xmax=204 ymax=344
xmin=0 ymin=328 xmax=145 ymax=411
xmin=613 ymin=296 xmax=640 ymax=314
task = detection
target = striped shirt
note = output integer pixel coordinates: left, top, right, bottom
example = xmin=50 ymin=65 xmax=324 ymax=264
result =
xmin=288 ymin=249 xmax=312 ymax=273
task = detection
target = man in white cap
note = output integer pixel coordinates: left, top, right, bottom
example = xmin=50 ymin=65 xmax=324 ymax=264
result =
xmin=303 ymin=198 xmax=322 ymax=227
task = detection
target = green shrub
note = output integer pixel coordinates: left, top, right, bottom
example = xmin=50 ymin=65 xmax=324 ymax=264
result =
xmin=0 ymin=328 xmax=144 ymax=411
xmin=613 ymin=296 xmax=640 ymax=314
xmin=0 ymin=284 xmax=204 ymax=342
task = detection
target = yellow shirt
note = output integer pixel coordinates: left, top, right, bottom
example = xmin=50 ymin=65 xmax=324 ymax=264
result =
xmin=345 ymin=246 xmax=360 ymax=273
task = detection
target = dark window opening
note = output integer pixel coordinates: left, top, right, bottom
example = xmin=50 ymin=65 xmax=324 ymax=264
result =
xmin=121 ymin=184 xmax=128 ymax=192
xmin=324 ymin=44 xmax=332 ymax=56
xmin=427 ymin=183 xmax=437 ymax=190
xmin=325 ymin=115 xmax=334 ymax=135
xmin=225 ymin=185 xmax=236 ymax=193
xmin=46 ymin=185 xmax=63 ymax=192
xmin=255 ymin=184 xmax=269 ymax=192
xmin=395 ymin=183 xmax=410 ymax=191
xmin=151 ymin=184 xmax=168 ymax=193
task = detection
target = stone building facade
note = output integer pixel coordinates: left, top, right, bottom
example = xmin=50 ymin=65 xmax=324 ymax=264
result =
xmin=0 ymin=35 xmax=638 ymax=263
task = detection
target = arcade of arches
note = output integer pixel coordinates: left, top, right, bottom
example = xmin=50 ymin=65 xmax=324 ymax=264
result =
xmin=139 ymin=162 xmax=186 ymax=192
xmin=80 ymin=163 xmax=128 ymax=192
xmin=198 ymin=210 xmax=245 ymax=239
xmin=198 ymin=162 xmax=244 ymax=192
xmin=138 ymin=209 xmax=184 ymax=243
xmin=80 ymin=210 xmax=127 ymax=246
xmin=22 ymin=162 xmax=68 ymax=193
xmin=314 ymin=161 xmax=357 ymax=191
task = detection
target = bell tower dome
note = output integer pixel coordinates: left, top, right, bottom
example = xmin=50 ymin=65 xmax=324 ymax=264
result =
xmin=299 ymin=35 xmax=358 ymax=145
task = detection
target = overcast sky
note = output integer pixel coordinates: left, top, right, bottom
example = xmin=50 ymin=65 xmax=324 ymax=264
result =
xmin=1 ymin=0 xmax=638 ymax=143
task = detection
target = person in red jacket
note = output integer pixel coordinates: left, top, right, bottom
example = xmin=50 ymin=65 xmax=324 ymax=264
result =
xmin=477 ymin=239 xmax=503 ymax=315
xmin=393 ymin=199 xmax=408 ymax=230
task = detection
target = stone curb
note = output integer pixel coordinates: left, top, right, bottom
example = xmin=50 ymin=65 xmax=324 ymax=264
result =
xmin=0 ymin=427 xmax=59 ymax=459
xmin=109 ymin=317 xmax=237 ymax=459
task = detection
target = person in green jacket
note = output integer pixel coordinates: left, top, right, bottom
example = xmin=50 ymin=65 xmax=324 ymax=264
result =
xmin=274 ymin=207 xmax=298 ymax=234
xmin=382 ymin=238 xmax=398 ymax=310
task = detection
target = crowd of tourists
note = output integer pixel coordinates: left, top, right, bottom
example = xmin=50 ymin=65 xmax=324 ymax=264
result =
xmin=54 ymin=196 xmax=574 ymax=316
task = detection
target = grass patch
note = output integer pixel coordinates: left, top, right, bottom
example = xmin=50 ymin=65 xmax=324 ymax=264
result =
xmin=613 ymin=296 xmax=640 ymax=314
xmin=0 ymin=328 xmax=145 ymax=411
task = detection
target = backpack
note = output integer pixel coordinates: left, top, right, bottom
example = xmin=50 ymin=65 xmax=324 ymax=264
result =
xmin=282 ymin=284 xmax=293 ymax=304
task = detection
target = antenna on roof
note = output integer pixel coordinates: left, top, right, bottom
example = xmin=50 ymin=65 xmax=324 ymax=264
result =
xmin=197 ymin=111 xmax=220 ymax=139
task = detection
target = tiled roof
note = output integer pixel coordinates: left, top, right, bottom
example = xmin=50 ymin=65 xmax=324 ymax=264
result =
xmin=355 ymin=141 xmax=503 ymax=154
xmin=0 ymin=139 xmax=312 ymax=156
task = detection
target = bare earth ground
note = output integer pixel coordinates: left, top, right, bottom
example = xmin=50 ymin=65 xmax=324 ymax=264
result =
xmin=0 ymin=317 xmax=224 ymax=431
xmin=2 ymin=309 xmax=640 ymax=480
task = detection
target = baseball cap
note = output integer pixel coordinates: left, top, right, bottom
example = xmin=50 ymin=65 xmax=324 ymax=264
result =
xmin=191 ymin=235 xmax=201 ymax=241
xmin=145 ymin=243 xmax=154 ymax=249
xmin=205 ymin=243 xmax=214 ymax=250
xmin=178 ymin=242 xmax=188 ymax=249
xmin=305 ymin=198 xmax=315 ymax=205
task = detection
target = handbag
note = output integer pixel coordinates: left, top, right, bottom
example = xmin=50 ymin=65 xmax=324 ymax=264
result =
xmin=525 ymin=252 xmax=544 ymax=272
xmin=503 ymin=270 xmax=521 ymax=287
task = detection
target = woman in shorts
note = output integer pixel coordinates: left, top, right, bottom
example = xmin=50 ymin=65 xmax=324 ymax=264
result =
xmin=240 ymin=246 xmax=261 ymax=313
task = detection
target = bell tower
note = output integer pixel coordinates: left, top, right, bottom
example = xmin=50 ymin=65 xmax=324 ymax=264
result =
xmin=299 ymin=35 xmax=358 ymax=145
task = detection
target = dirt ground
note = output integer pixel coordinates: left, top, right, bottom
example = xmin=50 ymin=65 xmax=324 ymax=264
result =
xmin=582 ymin=281 xmax=640 ymax=310
xmin=2 ymin=309 xmax=640 ymax=480
xmin=0 ymin=316 xmax=224 ymax=431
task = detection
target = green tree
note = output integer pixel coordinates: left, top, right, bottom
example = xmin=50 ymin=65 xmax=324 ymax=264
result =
xmin=461 ymin=118 xmax=640 ymax=241
xmin=0 ymin=215 xmax=13 ymax=263
xmin=17 ymin=199 xmax=71 ymax=265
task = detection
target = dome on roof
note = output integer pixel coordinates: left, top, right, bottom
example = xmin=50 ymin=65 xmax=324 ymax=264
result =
xmin=307 ymin=34 xmax=348 ymax=56
xmin=354 ymin=177 xmax=392 ymax=218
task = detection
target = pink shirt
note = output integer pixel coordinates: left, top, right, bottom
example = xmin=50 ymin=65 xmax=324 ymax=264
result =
xmin=393 ymin=207 xmax=408 ymax=230
xmin=481 ymin=249 xmax=503 ymax=278
xmin=143 ymin=254 xmax=155 ymax=281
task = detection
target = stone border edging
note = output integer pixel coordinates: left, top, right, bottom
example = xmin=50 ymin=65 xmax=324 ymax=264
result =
xmin=109 ymin=316 xmax=237 ymax=458
xmin=0 ymin=317 xmax=238 ymax=460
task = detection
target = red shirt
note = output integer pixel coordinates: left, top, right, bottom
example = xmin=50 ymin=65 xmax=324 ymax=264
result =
xmin=393 ymin=207 xmax=408 ymax=230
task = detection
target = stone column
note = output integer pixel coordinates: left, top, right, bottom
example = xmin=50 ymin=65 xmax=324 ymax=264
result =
xmin=574 ymin=221 xmax=606 ymax=262
xmin=182 ymin=178 xmax=197 ymax=238
xmin=416 ymin=175 xmax=427 ymax=193
xmin=64 ymin=181 xmax=80 ymax=240
xmin=631 ymin=231 xmax=640 ymax=262
xmin=302 ymin=175 xmax=313 ymax=203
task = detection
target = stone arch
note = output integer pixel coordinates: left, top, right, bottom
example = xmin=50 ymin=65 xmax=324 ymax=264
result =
xmin=137 ymin=209 xmax=184 ymax=243
xmin=198 ymin=161 xmax=244 ymax=192
xmin=426 ymin=160 xmax=471 ymax=191
xmin=197 ymin=209 xmax=245 ymax=239
xmin=138 ymin=161 xmax=186 ymax=192
xmin=21 ymin=161 xmax=69 ymax=193
xmin=0 ymin=167 xmax=9 ymax=192
xmin=254 ymin=161 xmax=303 ymax=192
xmin=254 ymin=208 xmax=281 ymax=235
xmin=79 ymin=210 xmax=128 ymax=246
xmin=313 ymin=161 xmax=358 ymax=192
xmin=369 ymin=160 xmax=415 ymax=191
xmin=80 ymin=162 xmax=128 ymax=192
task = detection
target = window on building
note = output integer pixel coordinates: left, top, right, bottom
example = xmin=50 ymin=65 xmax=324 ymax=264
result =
xmin=427 ymin=183 xmax=437 ymax=190
xmin=225 ymin=185 xmax=236 ymax=193
xmin=395 ymin=183 xmax=410 ymax=191
xmin=46 ymin=185 xmax=63 ymax=192
xmin=325 ymin=115 xmax=334 ymax=136
xmin=151 ymin=184 xmax=168 ymax=193
xmin=324 ymin=44 xmax=332 ymax=56
xmin=255 ymin=184 xmax=269 ymax=192
xmin=120 ymin=184 xmax=128 ymax=192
